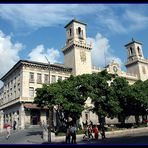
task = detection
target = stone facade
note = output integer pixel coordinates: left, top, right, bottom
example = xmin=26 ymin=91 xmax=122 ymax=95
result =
xmin=0 ymin=19 xmax=148 ymax=130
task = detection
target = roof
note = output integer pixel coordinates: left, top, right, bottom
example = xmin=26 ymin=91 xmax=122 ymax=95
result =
xmin=125 ymin=40 xmax=142 ymax=47
xmin=64 ymin=19 xmax=87 ymax=28
xmin=0 ymin=59 xmax=72 ymax=81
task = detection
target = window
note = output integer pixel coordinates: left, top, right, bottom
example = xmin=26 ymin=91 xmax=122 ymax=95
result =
xmin=29 ymin=87 xmax=34 ymax=98
xmin=10 ymin=80 xmax=13 ymax=88
xmin=18 ymin=88 xmax=20 ymax=97
xmin=137 ymin=46 xmax=142 ymax=56
xmin=51 ymin=75 xmax=56 ymax=83
xmin=65 ymin=77 xmax=69 ymax=80
xmin=14 ymin=91 xmax=16 ymax=99
xmin=58 ymin=76 xmax=62 ymax=81
xmin=29 ymin=72 xmax=34 ymax=83
xmin=18 ymin=73 xmax=20 ymax=82
xmin=44 ymin=74 xmax=49 ymax=84
xmin=37 ymin=73 xmax=42 ymax=84
xmin=69 ymin=28 xmax=72 ymax=36
xmin=77 ymin=27 xmax=83 ymax=39
xmin=78 ymin=27 xmax=81 ymax=35
xmin=130 ymin=47 xmax=133 ymax=55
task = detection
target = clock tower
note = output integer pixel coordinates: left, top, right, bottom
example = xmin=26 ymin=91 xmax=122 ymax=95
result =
xmin=62 ymin=19 xmax=92 ymax=76
xmin=125 ymin=39 xmax=148 ymax=81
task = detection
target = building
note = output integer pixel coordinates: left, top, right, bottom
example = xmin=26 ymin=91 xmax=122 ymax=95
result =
xmin=0 ymin=19 xmax=148 ymax=129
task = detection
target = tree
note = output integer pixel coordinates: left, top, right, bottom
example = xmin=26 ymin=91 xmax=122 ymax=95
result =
xmin=34 ymin=74 xmax=91 ymax=130
xmin=131 ymin=80 xmax=148 ymax=124
xmin=89 ymin=70 xmax=121 ymax=125
xmin=110 ymin=77 xmax=132 ymax=123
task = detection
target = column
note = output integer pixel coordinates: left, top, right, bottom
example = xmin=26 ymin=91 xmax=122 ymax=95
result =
xmin=20 ymin=104 xmax=25 ymax=129
xmin=0 ymin=110 xmax=4 ymax=132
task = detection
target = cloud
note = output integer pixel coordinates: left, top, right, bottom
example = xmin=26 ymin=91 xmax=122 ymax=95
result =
xmin=28 ymin=44 xmax=60 ymax=64
xmin=124 ymin=10 xmax=148 ymax=31
xmin=97 ymin=12 xmax=126 ymax=34
xmin=0 ymin=4 xmax=101 ymax=29
xmin=95 ymin=5 xmax=148 ymax=34
xmin=87 ymin=33 xmax=122 ymax=68
xmin=0 ymin=30 xmax=23 ymax=87
xmin=0 ymin=4 xmax=148 ymax=34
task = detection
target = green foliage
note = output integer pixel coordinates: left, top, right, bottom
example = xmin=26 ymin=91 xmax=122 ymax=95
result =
xmin=34 ymin=69 xmax=148 ymax=126
xmin=89 ymin=71 xmax=121 ymax=120
xmin=110 ymin=77 xmax=132 ymax=120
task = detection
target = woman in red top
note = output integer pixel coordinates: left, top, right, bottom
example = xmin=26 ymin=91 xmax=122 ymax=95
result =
xmin=93 ymin=125 xmax=99 ymax=140
xmin=4 ymin=123 xmax=12 ymax=139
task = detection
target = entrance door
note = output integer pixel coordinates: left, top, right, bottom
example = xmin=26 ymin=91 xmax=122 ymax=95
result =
xmin=30 ymin=109 xmax=40 ymax=125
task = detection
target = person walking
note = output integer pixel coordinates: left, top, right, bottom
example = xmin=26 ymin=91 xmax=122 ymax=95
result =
xmin=101 ymin=126 xmax=106 ymax=140
xmin=65 ymin=126 xmax=71 ymax=144
xmin=13 ymin=120 xmax=17 ymax=130
xmin=6 ymin=124 xmax=12 ymax=139
xmin=70 ymin=124 xmax=77 ymax=144
xmin=93 ymin=125 xmax=99 ymax=140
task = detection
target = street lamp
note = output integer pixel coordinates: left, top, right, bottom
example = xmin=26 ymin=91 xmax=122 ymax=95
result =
xmin=45 ymin=56 xmax=52 ymax=143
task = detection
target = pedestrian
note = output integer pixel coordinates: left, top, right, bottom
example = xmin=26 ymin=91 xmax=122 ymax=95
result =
xmin=13 ymin=120 xmax=17 ymax=130
xmin=65 ymin=126 xmax=71 ymax=144
xmin=6 ymin=124 xmax=12 ymax=139
xmin=70 ymin=124 xmax=77 ymax=144
xmin=88 ymin=125 xmax=93 ymax=140
xmin=101 ymin=126 xmax=106 ymax=140
xmin=93 ymin=125 xmax=99 ymax=140
xmin=41 ymin=120 xmax=47 ymax=139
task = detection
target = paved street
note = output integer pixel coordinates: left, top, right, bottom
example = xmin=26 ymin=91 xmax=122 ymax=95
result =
xmin=0 ymin=126 xmax=148 ymax=144
xmin=78 ymin=132 xmax=148 ymax=145
xmin=0 ymin=126 xmax=43 ymax=144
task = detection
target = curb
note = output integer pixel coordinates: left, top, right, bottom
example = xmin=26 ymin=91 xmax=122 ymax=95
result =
xmin=53 ymin=127 xmax=148 ymax=143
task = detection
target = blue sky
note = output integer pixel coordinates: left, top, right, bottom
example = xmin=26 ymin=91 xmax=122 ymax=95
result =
xmin=0 ymin=4 xmax=148 ymax=86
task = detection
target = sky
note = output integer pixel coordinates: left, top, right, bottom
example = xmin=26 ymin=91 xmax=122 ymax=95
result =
xmin=0 ymin=4 xmax=148 ymax=87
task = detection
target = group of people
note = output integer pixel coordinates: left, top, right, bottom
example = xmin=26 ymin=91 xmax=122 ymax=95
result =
xmin=83 ymin=124 xmax=106 ymax=141
xmin=65 ymin=124 xmax=77 ymax=144
xmin=65 ymin=122 xmax=106 ymax=144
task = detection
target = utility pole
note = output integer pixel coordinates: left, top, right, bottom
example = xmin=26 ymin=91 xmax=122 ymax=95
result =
xmin=45 ymin=56 xmax=52 ymax=143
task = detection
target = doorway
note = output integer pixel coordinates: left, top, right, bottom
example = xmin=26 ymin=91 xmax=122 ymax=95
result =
xmin=30 ymin=109 xmax=40 ymax=125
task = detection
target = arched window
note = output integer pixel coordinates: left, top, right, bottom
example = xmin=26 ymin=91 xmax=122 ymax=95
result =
xmin=137 ymin=46 xmax=141 ymax=55
xmin=78 ymin=27 xmax=81 ymax=35
xmin=130 ymin=47 xmax=133 ymax=55
xmin=69 ymin=28 xmax=72 ymax=36
xmin=77 ymin=27 xmax=83 ymax=39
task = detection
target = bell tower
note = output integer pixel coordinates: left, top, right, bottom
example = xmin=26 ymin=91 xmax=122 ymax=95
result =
xmin=62 ymin=19 xmax=92 ymax=76
xmin=125 ymin=39 xmax=148 ymax=81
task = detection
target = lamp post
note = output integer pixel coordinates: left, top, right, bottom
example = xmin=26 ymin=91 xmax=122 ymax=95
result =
xmin=45 ymin=56 xmax=52 ymax=143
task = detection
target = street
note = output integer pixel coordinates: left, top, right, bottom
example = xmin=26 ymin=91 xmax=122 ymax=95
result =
xmin=0 ymin=126 xmax=148 ymax=144
xmin=78 ymin=132 xmax=148 ymax=145
xmin=0 ymin=126 xmax=43 ymax=144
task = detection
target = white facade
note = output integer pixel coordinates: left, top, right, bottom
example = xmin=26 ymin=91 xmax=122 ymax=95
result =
xmin=0 ymin=19 xmax=148 ymax=129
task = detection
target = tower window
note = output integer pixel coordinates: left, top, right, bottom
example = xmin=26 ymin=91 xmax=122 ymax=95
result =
xmin=77 ymin=27 xmax=83 ymax=39
xmin=137 ymin=46 xmax=141 ymax=56
xmin=130 ymin=47 xmax=133 ymax=55
xmin=69 ymin=28 xmax=72 ymax=36
xmin=78 ymin=27 xmax=81 ymax=35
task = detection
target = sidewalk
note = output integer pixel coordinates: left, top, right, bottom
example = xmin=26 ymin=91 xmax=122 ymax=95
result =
xmin=0 ymin=128 xmax=21 ymax=138
xmin=50 ymin=127 xmax=148 ymax=144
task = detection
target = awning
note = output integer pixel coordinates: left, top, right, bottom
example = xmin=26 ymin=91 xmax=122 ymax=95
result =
xmin=24 ymin=103 xmax=48 ymax=109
